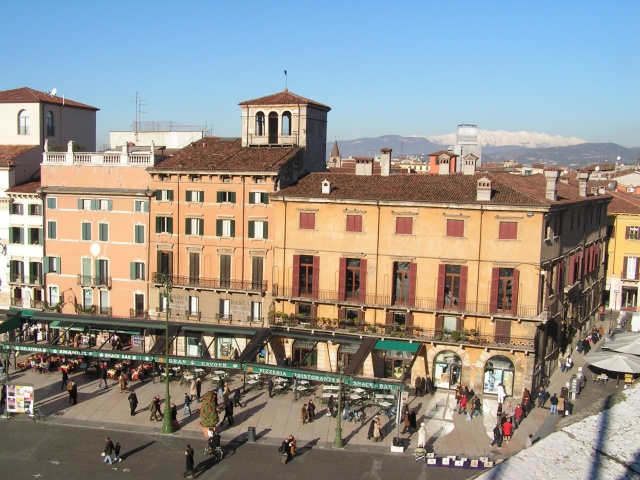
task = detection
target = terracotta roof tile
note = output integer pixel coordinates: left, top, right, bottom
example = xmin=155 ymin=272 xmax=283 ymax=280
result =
xmin=274 ymin=171 xmax=611 ymax=207
xmin=0 ymin=87 xmax=98 ymax=110
xmin=149 ymin=137 xmax=304 ymax=173
xmin=238 ymin=89 xmax=330 ymax=111
xmin=607 ymin=190 xmax=640 ymax=214
xmin=7 ymin=181 xmax=40 ymax=194
xmin=429 ymin=150 xmax=458 ymax=157
xmin=0 ymin=145 xmax=39 ymax=167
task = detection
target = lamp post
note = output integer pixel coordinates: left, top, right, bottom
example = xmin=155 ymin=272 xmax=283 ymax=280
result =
xmin=613 ymin=289 xmax=620 ymax=320
xmin=3 ymin=348 xmax=10 ymax=418
xmin=160 ymin=273 xmax=173 ymax=435
xmin=332 ymin=361 xmax=344 ymax=449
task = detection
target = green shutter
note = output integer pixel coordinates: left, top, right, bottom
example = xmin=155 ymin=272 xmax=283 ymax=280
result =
xmin=95 ymin=259 xmax=100 ymax=279
xmin=91 ymin=199 xmax=99 ymax=210
xmin=155 ymin=190 xmax=161 ymax=200
xmin=155 ymin=217 xmax=161 ymax=233
xmin=216 ymin=219 xmax=222 ymax=236
xmin=200 ymin=192 xmax=204 ymax=202
xmin=167 ymin=217 xmax=173 ymax=234
xmin=217 ymin=191 xmax=223 ymax=203
xmin=230 ymin=220 xmax=235 ymax=238
xmin=248 ymin=221 xmax=255 ymax=238
xmin=43 ymin=257 xmax=50 ymax=274
xmin=264 ymin=222 xmax=268 ymax=238
xmin=167 ymin=190 xmax=174 ymax=201
xmin=108 ymin=200 xmax=113 ymax=211
xmin=185 ymin=191 xmax=191 ymax=202
xmin=39 ymin=228 xmax=43 ymax=243
xmin=262 ymin=193 xmax=269 ymax=204
xmin=198 ymin=219 xmax=204 ymax=235
xmin=230 ymin=192 xmax=236 ymax=203
xmin=19 ymin=227 xmax=24 ymax=243
xmin=130 ymin=262 xmax=136 ymax=280
xmin=144 ymin=201 xmax=149 ymax=213
xmin=249 ymin=193 xmax=255 ymax=204
xmin=185 ymin=218 xmax=192 ymax=235
xmin=9 ymin=228 xmax=13 ymax=243
xmin=55 ymin=257 xmax=61 ymax=273
xmin=28 ymin=228 xmax=32 ymax=244
xmin=78 ymin=199 xmax=83 ymax=210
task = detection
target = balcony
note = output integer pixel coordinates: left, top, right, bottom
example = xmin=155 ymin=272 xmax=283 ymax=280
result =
xmin=76 ymin=275 xmax=112 ymax=289
xmin=26 ymin=275 xmax=43 ymax=286
xmin=271 ymin=284 xmax=541 ymax=320
xmin=152 ymin=272 xmax=267 ymax=293
xmin=43 ymin=143 xmax=155 ymax=167
xmin=129 ymin=308 xmax=148 ymax=319
xmin=269 ymin=314 xmax=536 ymax=350
xmin=8 ymin=273 xmax=24 ymax=284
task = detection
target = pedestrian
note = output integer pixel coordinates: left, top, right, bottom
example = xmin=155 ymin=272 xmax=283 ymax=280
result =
xmin=327 ymin=395 xmax=336 ymax=417
xmin=559 ymin=353 xmax=567 ymax=373
xmin=490 ymin=424 xmax=503 ymax=448
xmin=514 ymin=404 xmax=524 ymax=426
xmin=102 ymin=436 xmax=115 ymax=464
xmin=414 ymin=376 xmax=422 ymax=397
xmin=223 ymin=384 xmax=230 ymax=405
xmin=267 ymin=377 xmax=274 ymax=398
xmin=171 ymin=403 xmax=178 ymax=425
xmin=502 ymin=418 xmax=513 ymax=441
xmin=280 ymin=438 xmax=289 ymax=463
xmin=557 ymin=396 xmax=565 ymax=416
xmin=67 ymin=379 xmax=77 ymax=405
xmin=373 ymin=416 xmax=382 ymax=442
xmin=301 ymin=404 xmax=309 ymax=425
xmin=521 ymin=388 xmax=532 ymax=416
xmin=60 ymin=369 xmax=69 ymax=391
xmin=342 ymin=398 xmax=350 ymax=420
xmin=183 ymin=392 xmax=192 ymax=416
xmin=473 ymin=396 xmax=483 ymax=417
xmin=189 ymin=378 xmax=197 ymax=402
xmin=293 ymin=374 xmax=298 ymax=400
xmin=402 ymin=409 xmax=411 ymax=433
xmin=549 ymin=393 xmax=559 ymax=414
xmin=222 ymin=399 xmax=234 ymax=426
xmin=459 ymin=395 xmax=468 ymax=415
xmin=100 ymin=364 xmax=108 ymax=389
xmin=497 ymin=383 xmax=506 ymax=404
xmin=195 ymin=377 xmax=202 ymax=402
xmin=149 ymin=396 xmax=161 ymax=421
xmin=566 ymin=355 xmax=573 ymax=371
xmin=307 ymin=399 xmax=316 ymax=422
xmin=537 ymin=386 xmax=546 ymax=407
xmin=233 ymin=387 xmax=242 ymax=408
xmin=367 ymin=416 xmax=377 ymax=440
xmin=118 ymin=373 xmax=127 ymax=393
xmin=417 ymin=422 xmax=427 ymax=448
xmin=504 ymin=401 xmax=515 ymax=425
xmin=286 ymin=435 xmax=296 ymax=463
xmin=183 ymin=444 xmax=194 ymax=478
xmin=409 ymin=409 xmax=417 ymax=433
xmin=114 ymin=441 xmax=122 ymax=462
xmin=455 ymin=384 xmax=463 ymax=404
xmin=128 ymin=390 xmax=138 ymax=416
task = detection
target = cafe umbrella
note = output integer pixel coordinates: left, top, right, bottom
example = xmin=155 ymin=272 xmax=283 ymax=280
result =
xmin=602 ymin=338 xmax=640 ymax=357
xmin=584 ymin=351 xmax=640 ymax=374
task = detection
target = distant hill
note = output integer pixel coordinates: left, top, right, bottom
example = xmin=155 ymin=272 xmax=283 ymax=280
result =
xmin=328 ymin=135 xmax=640 ymax=168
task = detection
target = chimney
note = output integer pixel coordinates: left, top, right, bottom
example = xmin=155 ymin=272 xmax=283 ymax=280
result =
xmin=463 ymin=153 xmax=477 ymax=175
xmin=380 ymin=148 xmax=391 ymax=176
xmin=355 ymin=157 xmax=373 ymax=176
xmin=477 ymin=177 xmax=492 ymax=201
xmin=321 ymin=179 xmax=331 ymax=195
xmin=577 ymin=171 xmax=590 ymax=197
xmin=544 ymin=169 xmax=561 ymax=201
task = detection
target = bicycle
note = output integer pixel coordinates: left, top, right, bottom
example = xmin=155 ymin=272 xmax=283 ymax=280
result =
xmin=29 ymin=408 xmax=47 ymax=422
xmin=204 ymin=444 xmax=224 ymax=461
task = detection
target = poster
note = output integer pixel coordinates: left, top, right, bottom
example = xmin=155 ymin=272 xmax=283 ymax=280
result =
xmin=6 ymin=383 xmax=34 ymax=415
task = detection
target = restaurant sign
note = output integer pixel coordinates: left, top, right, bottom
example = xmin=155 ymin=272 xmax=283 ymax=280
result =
xmin=2 ymin=344 xmax=153 ymax=362
xmin=159 ymin=356 xmax=240 ymax=369
xmin=345 ymin=378 xmax=400 ymax=391
xmin=243 ymin=364 xmax=339 ymax=383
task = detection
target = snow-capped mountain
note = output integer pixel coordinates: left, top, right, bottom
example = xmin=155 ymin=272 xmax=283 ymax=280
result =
xmin=424 ymin=130 xmax=586 ymax=149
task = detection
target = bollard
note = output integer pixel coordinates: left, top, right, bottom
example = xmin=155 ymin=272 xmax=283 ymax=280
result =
xmin=247 ymin=426 xmax=256 ymax=442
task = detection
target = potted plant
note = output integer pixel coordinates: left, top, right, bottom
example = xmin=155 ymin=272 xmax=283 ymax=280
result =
xmin=199 ymin=390 xmax=219 ymax=437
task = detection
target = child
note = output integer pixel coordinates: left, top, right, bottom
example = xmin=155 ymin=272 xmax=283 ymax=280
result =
xmin=114 ymin=442 xmax=122 ymax=462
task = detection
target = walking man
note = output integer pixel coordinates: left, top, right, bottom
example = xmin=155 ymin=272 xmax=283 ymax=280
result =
xmin=60 ymin=369 xmax=69 ymax=391
xmin=195 ymin=377 xmax=202 ymax=402
xmin=183 ymin=444 xmax=194 ymax=478
xmin=102 ymin=436 xmax=115 ymax=465
xmin=114 ymin=441 xmax=123 ymax=462
xmin=128 ymin=390 xmax=138 ymax=416
xmin=308 ymin=399 xmax=316 ymax=422
xmin=98 ymin=364 xmax=108 ymax=389
xmin=222 ymin=399 xmax=234 ymax=426
xmin=267 ymin=377 xmax=274 ymax=398
xmin=183 ymin=392 xmax=192 ymax=416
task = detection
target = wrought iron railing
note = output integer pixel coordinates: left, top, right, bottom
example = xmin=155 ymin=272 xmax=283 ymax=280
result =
xmin=152 ymin=272 xmax=267 ymax=293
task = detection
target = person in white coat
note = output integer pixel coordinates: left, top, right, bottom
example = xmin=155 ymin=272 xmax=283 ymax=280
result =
xmin=418 ymin=422 xmax=427 ymax=448
xmin=497 ymin=383 xmax=506 ymax=404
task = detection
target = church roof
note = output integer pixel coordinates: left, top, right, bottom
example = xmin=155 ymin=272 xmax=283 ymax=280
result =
xmin=330 ymin=140 xmax=340 ymax=158
xmin=239 ymin=89 xmax=330 ymax=111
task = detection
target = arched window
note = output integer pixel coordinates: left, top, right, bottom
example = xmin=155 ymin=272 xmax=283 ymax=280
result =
xmin=483 ymin=355 xmax=515 ymax=397
xmin=432 ymin=350 xmax=462 ymax=390
xmin=281 ymin=111 xmax=292 ymax=136
xmin=268 ymin=111 xmax=278 ymax=144
xmin=255 ymin=112 xmax=265 ymax=136
xmin=18 ymin=110 xmax=29 ymax=135
xmin=46 ymin=111 xmax=55 ymax=136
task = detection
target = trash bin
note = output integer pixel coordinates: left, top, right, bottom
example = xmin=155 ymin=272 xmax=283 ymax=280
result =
xmin=247 ymin=426 xmax=256 ymax=442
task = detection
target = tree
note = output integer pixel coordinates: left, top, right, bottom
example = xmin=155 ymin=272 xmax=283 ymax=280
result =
xmin=199 ymin=390 xmax=219 ymax=428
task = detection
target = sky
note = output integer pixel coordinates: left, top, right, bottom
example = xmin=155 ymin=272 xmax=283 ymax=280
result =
xmin=3 ymin=1 xmax=639 ymax=148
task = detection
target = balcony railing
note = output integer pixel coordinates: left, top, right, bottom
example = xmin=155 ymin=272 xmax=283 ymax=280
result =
xmin=129 ymin=308 xmax=148 ymax=319
xmin=26 ymin=275 xmax=43 ymax=285
xmin=269 ymin=315 xmax=535 ymax=350
xmin=271 ymin=284 xmax=541 ymax=319
xmin=9 ymin=273 xmax=24 ymax=284
xmin=76 ymin=275 xmax=112 ymax=289
xmin=152 ymin=272 xmax=267 ymax=293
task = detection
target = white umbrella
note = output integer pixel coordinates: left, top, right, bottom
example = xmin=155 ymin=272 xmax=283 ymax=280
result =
xmin=584 ymin=351 xmax=640 ymax=374
xmin=603 ymin=338 xmax=640 ymax=356
xmin=609 ymin=331 xmax=640 ymax=341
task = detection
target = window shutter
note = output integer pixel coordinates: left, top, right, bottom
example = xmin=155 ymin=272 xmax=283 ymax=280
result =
xmin=459 ymin=266 xmax=468 ymax=311
xmin=248 ymin=193 xmax=255 ymax=204
xmin=130 ymin=262 xmax=136 ymax=280
xmin=338 ymin=258 xmax=347 ymax=301
xmin=39 ymin=228 xmax=43 ymax=243
xmin=144 ymin=201 xmax=149 ymax=213
xmin=338 ymin=308 xmax=346 ymax=320
xmin=346 ymin=215 xmax=354 ymax=232
xmin=230 ymin=192 xmax=236 ymax=203
xmin=216 ymin=219 xmax=222 ymax=236
xmin=91 ymin=199 xmax=99 ymax=210
xmin=95 ymin=259 xmax=101 ymax=279
xmin=8 ymin=229 xmax=13 ymax=243
xmin=155 ymin=217 xmax=161 ymax=233
xmin=167 ymin=190 xmax=174 ymax=201
xmin=456 ymin=317 xmax=464 ymax=332
xmin=292 ymin=255 xmax=300 ymax=297
xmin=626 ymin=227 xmax=631 ymax=239
xmin=217 ymin=192 xmax=223 ymax=203
xmin=386 ymin=311 xmax=393 ymax=325
xmin=198 ymin=219 xmax=204 ymax=235
xmin=185 ymin=219 xmax=192 ymax=235
xmin=19 ymin=227 xmax=24 ymax=244
xmin=511 ymin=269 xmax=520 ymax=316
xmin=43 ymin=257 xmax=50 ymax=274
xmin=77 ymin=199 xmax=83 ymax=210
xmin=155 ymin=190 xmax=161 ymax=200
xmin=359 ymin=259 xmax=367 ymax=303
xmin=230 ymin=220 xmax=235 ymax=237
xmin=636 ymin=259 xmax=640 ymax=281
xmin=435 ymin=315 xmax=444 ymax=335
xmin=312 ymin=256 xmax=320 ymax=299
xmin=108 ymin=200 xmax=113 ymax=211
xmin=27 ymin=228 xmax=32 ymax=244
xmin=408 ymin=262 xmax=417 ymax=307
xmin=568 ymin=254 xmax=575 ymax=284
xmin=263 ymin=222 xmax=268 ymax=238
xmin=167 ymin=217 xmax=173 ymax=234
xmin=490 ymin=268 xmax=500 ymax=313
xmin=186 ymin=191 xmax=192 ymax=202
xmin=262 ymin=193 xmax=269 ymax=204
xmin=248 ymin=221 xmax=255 ymax=239
xmin=436 ymin=264 xmax=446 ymax=309
xmin=623 ymin=257 xmax=628 ymax=279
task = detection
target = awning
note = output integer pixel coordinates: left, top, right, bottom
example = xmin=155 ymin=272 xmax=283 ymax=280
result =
xmin=49 ymin=321 xmax=85 ymax=332
xmin=0 ymin=313 xmax=22 ymax=335
xmin=374 ymin=339 xmax=420 ymax=353
xmin=158 ymin=356 xmax=240 ymax=369
xmin=1 ymin=343 xmax=154 ymax=362
xmin=243 ymin=363 xmax=340 ymax=383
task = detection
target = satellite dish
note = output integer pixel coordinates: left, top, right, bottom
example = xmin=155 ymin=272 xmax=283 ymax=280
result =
xmin=595 ymin=166 xmax=600 ymax=172
xmin=51 ymin=88 xmax=57 ymax=96
xmin=90 ymin=242 xmax=100 ymax=257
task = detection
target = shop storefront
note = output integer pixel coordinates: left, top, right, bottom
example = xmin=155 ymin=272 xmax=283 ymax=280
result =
xmin=373 ymin=339 xmax=420 ymax=381
xmin=483 ymin=355 xmax=515 ymax=397
xmin=433 ymin=350 xmax=462 ymax=390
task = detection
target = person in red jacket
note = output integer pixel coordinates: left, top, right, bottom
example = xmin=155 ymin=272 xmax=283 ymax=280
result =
xmin=514 ymin=403 xmax=524 ymax=427
xmin=502 ymin=418 xmax=513 ymax=441
xmin=458 ymin=395 xmax=467 ymax=415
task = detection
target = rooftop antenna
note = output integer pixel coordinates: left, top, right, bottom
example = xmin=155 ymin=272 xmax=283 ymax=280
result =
xmin=284 ymin=70 xmax=288 ymax=91
xmin=132 ymin=92 xmax=147 ymax=142
xmin=50 ymin=87 xmax=57 ymax=96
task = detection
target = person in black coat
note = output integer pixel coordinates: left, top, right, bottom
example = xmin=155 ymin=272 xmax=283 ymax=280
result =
xmin=222 ymin=400 xmax=234 ymax=426
xmin=183 ymin=444 xmax=194 ymax=478
xmin=128 ymin=390 xmax=138 ymax=416
xmin=409 ymin=410 xmax=417 ymax=434
xmin=367 ymin=416 xmax=377 ymax=440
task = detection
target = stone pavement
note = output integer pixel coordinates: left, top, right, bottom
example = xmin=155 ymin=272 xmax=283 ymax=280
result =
xmin=0 ymin=316 xmax=622 ymax=462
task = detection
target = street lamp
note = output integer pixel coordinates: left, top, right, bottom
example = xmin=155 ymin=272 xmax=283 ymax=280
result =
xmin=3 ymin=348 xmax=10 ymax=418
xmin=332 ymin=361 xmax=344 ymax=449
xmin=160 ymin=273 xmax=173 ymax=435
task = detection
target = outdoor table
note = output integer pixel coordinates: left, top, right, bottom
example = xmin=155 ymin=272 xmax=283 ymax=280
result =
xmin=275 ymin=377 xmax=288 ymax=384
xmin=379 ymin=401 xmax=392 ymax=408
xmin=247 ymin=379 xmax=258 ymax=386
xmin=353 ymin=388 xmax=366 ymax=394
xmin=211 ymin=375 xmax=222 ymax=382
xmin=194 ymin=368 xmax=204 ymax=375
xmin=298 ymin=380 xmax=310 ymax=385
xmin=214 ymin=370 xmax=226 ymax=376
xmin=349 ymin=394 xmax=362 ymax=401
xmin=183 ymin=374 xmax=194 ymax=382
xmin=323 ymin=385 xmax=340 ymax=391
xmin=597 ymin=374 xmax=609 ymax=384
